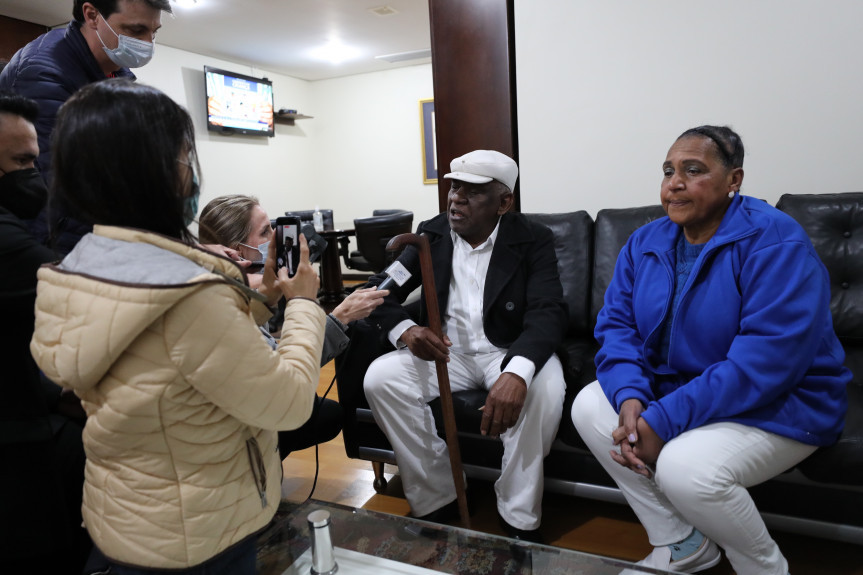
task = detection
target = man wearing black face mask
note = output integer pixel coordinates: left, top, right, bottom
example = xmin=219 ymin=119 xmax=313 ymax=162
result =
xmin=0 ymin=92 xmax=91 ymax=572
xmin=0 ymin=148 xmax=48 ymax=221
xmin=0 ymin=0 xmax=170 ymax=255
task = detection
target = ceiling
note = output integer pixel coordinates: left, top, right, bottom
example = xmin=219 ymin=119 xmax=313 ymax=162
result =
xmin=0 ymin=0 xmax=432 ymax=81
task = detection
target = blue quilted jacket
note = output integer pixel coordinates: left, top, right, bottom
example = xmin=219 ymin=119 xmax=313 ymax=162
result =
xmin=0 ymin=21 xmax=135 ymax=180
xmin=0 ymin=21 xmax=134 ymax=254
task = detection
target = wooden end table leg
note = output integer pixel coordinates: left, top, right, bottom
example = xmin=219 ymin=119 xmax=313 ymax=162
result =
xmin=372 ymin=461 xmax=388 ymax=493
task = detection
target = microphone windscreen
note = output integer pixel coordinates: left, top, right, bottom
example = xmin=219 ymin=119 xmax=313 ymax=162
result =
xmin=377 ymin=276 xmax=397 ymax=291
xmin=301 ymin=224 xmax=328 ymax=263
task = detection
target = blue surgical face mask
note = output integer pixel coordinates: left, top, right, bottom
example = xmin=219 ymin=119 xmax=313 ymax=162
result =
xmin=239 ymin=241 xmax=269 ymax=263
xmin=183 ymin=172 xmax=200 ymax=227
xmin=97 ymin=14 xmax=155 ymax=68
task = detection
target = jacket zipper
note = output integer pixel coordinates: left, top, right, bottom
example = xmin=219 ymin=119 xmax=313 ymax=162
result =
xmin=245 ymin=433 xmax=268 ymax=509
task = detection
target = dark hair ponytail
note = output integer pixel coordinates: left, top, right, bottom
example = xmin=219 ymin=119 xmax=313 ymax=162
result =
xmin=678 ymin=125 xmax=744 ymax=169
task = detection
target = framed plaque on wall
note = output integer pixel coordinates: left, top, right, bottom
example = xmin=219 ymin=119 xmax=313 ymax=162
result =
xmin=419 ymin=98 xmax=437 ymax=184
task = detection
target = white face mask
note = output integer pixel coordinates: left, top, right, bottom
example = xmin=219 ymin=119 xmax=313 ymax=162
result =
xmin=96 ymin=14 xmax=155 ymax=69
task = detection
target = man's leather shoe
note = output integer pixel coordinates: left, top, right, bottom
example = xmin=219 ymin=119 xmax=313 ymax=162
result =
xmin=498 ymin=515 xmax=544 ymax=544
xmin=414 ymin=499 xmax=460 ymax=524
xmin=413 ymin=485 xmax=474 ymax=525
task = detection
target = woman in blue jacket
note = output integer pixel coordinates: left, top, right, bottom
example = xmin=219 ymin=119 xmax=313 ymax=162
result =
xmin=572 ymin=125 xmax=849 ymax=575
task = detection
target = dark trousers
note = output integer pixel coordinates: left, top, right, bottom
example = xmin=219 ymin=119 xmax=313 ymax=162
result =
xmin=277 ymin=395 xmax=343 ymax=459
xmin=0 ymin=416 xmax=89 ymax=574
xmin=97 ymin=535 xmax=256 ymax=575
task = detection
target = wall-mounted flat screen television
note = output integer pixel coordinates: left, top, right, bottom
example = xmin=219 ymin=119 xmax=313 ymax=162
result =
xmin=204 ymin=66 xmax=274 ymax=137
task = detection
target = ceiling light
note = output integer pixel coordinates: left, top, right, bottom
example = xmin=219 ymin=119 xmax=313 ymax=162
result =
xmin=369 ymin=6 xmax=399 ymax=17
xmin=375 ymin=49 xmax=432 ymax=63
xmin=308 ymin=41 xmax=360 ymax=65
xmin=172 ymin=0 xmax=199 ymax=7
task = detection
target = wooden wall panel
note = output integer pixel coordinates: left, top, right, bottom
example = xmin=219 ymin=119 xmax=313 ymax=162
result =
xmin=0 ymin=15 xmax=47 ymax=63
xmin=429 ymin=0 xmax=519 ymax=212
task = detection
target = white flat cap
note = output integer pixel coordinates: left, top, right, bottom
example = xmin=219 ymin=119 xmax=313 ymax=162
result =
xmin=443 ymin=149 xmax=518 ymax=192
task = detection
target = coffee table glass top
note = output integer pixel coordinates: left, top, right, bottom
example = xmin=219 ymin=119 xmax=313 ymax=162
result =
xmin=257 ymin=499 xmax=682 ymax=575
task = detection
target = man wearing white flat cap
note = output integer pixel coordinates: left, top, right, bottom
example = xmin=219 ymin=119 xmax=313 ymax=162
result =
xmin=364 ymin=149 xmax=567 ymax=542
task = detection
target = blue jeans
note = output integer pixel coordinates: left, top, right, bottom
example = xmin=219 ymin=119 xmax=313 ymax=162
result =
xmin=95 ymin=535 xmax=257 ymax=575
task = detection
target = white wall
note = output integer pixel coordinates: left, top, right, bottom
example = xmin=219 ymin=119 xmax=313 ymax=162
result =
xmin=135 ymin=45 xmax=315 ymax=223
xmin=515 ymin=0 xmax=863 ymax=216
xmin=136 ymin=48 xmax=437 ymax=236
xmin=306 ymin=64 xmax=438 ymax=229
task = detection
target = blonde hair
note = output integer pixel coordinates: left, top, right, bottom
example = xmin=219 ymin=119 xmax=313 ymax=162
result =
xmin=198 ymin=194 xmax=260 ymax=247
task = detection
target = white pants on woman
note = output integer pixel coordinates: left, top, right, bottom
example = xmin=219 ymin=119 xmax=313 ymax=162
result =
xmin=365 ymin=348 xmax=565 ymax=530
xmin=572 ymin=380 xmax=816 ymax=575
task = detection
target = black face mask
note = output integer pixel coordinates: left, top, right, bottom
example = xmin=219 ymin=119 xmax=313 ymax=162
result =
xmin=0 ymin=167 xmax=48 ymax=219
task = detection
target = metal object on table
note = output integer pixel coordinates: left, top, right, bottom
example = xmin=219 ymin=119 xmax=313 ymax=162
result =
xmin=385 ymin=232 xmax=471 ymax=529
xmin=308 ymin=509 xmax=338 ymax=575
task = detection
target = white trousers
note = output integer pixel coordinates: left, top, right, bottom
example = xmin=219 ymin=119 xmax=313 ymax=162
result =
xmin=364 ymin=348 xmax=565 ymax=530
xmin=572 ymin=381 xmax=817 ymax=575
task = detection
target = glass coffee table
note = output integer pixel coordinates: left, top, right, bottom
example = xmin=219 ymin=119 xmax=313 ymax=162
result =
xmin=257 ymin=499 xmax=682 ymax=575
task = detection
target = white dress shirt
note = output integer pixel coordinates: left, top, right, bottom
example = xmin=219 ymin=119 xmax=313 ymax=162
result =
xmin=389 ymin=221 xmax=536 ymax=387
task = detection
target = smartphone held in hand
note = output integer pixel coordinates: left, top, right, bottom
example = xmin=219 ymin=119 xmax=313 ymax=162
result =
xmin=274 ymin=216 xmax=302 ymax=277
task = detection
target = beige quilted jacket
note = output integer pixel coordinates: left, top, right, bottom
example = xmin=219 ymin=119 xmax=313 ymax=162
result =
xmin=30 ymin=226 xmax=325 ymax=568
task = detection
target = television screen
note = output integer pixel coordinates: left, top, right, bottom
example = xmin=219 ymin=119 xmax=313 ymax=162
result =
xmin=204 ymin=66 xmax=274 ymax=137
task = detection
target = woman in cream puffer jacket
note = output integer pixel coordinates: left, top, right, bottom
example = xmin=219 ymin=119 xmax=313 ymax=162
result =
xmin=30 ymin=80 xmax=324 ymax=573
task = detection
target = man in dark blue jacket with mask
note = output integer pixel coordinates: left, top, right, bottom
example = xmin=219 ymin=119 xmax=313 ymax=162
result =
xmin=0 ymin=0 xmax=169 ymax=254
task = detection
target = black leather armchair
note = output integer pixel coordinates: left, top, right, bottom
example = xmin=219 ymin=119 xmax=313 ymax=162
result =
xmin=284 ymin=209 xmax=335 ymax=231
xmin=343 ymin=210 xmax=413 ymax=273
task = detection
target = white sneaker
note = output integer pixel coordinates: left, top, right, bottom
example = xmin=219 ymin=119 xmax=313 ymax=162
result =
xmin=620 ymin=537 xmax=721 ymax=574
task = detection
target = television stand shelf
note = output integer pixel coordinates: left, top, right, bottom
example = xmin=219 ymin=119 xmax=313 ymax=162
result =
xmin=274 ymin=112 xmax=313 ymax=126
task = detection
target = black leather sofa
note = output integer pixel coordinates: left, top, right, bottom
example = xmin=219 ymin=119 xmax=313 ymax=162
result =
xmin=333 ymin=192 xmax=863 ymax=544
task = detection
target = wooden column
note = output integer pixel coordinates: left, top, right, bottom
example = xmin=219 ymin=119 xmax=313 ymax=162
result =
xmin=428 ymin=0 xmax=520 ymax=212
xmin=0 ymin=15 xmax=47 ymax=61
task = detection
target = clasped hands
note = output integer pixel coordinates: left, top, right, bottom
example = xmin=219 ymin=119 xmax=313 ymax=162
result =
xmin=399 ymin=326 xmax=527 ymax=439
xmin=610 ymin=398 xmax=665 ymax=478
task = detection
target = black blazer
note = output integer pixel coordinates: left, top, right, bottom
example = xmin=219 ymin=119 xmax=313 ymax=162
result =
xmin=367 ymin=212 xmax=568 ymax=373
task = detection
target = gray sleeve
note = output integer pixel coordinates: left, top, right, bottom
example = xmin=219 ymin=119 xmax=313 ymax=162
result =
xmin=320 ymin=314 xmax=350 ymax=365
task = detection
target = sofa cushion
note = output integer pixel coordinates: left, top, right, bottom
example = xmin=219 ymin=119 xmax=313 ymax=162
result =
xmin=775 ymin=193 xmax=863 ymax=342
xmin=525 ymin=212 xmax=596 ymax=401
xmin=525 ymin=212 xmax=594 ymax=337
xmin=776 ymin=192 xmax=863 ymax=484
xmin=798 ymin=349 xmax=863 ymax=484
xmin=558 ymin=205 xmax=667 ymax=448
xmin=430 ymin=390 xmax=487 ymax=435
xmin=591 ymin=205 xmax=667 ymax=324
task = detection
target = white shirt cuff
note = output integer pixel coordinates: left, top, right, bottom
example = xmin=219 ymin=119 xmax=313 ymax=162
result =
xmin=389 ymin=319 xmax=418 ymax=349
xmin=503 ymin=356 xmax=536 ymax=388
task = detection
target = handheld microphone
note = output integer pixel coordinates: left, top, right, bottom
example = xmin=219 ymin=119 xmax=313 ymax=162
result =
xmin=300 ymin=224 xmax=328 ymax=264
xmin=377 ymin=261 xmax=411 ymax=291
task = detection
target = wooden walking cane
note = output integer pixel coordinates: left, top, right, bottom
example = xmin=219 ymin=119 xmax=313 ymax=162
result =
xmin=386 ymin=232 xmax=471 ymax=528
